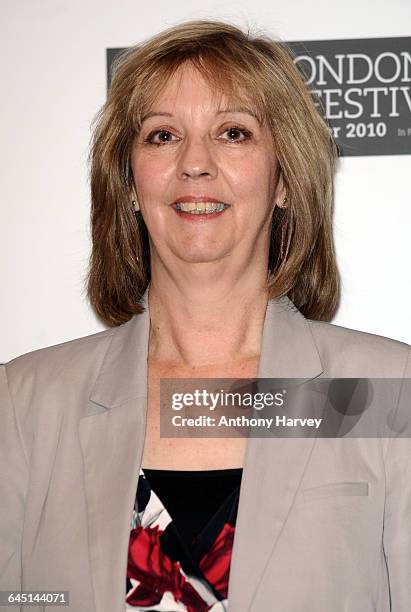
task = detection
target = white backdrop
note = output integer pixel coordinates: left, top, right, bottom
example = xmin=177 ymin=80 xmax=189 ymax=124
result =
xmin=1 ymin=0 xmax=410 ymax=362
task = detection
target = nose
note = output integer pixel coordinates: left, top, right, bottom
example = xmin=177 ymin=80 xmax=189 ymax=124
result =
xmin=176 ymin=136 xmax=218 ymax=180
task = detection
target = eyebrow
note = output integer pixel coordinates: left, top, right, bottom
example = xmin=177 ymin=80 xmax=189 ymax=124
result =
xmin=217 ymin=107 xmax=261 ymax=123
xmin=141 ymin=107 xmax=261 ymax=123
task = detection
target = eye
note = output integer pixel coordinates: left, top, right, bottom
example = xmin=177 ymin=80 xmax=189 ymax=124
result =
xmin=144 ymin=129 xmax=178 ymax=145
xmin=220 ymin=126 xmax=252 ymax=143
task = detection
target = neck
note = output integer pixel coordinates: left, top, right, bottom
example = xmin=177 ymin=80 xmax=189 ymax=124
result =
xmin=147 ymin=273 xmax=270 ymax=368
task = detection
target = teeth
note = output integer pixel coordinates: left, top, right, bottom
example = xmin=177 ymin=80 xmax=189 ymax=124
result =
xmin=175 ymin=201 xmax=227 ymax=214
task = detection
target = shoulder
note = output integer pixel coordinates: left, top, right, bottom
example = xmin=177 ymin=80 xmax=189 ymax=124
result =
xmin=3 ymin=326 xmax=116 ymax=405
xmin=306 ymin=317 xmax=410 ymax=377
xmin=5 ymin=325 xmax=116 ymax=372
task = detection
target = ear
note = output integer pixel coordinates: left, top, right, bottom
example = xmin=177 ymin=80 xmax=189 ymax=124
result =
xmin=130 ymin=184 xmax=140 ymax=212
xmin=273 ymin=169 xmax=288 ymax=208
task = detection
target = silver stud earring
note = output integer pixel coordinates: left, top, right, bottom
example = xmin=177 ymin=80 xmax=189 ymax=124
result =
xmin=132 ymin=199 xmax=140 ymax=212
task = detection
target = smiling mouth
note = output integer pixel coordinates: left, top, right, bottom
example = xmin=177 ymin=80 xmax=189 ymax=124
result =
xmin=172 ymin=202 xmax=230 ymax=215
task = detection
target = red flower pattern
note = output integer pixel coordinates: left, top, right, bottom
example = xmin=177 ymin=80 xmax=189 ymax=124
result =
xmin=198 ymin=522 xmax=235 ymax=599
xmin=127 ymin=525 xmax=213 ymax=611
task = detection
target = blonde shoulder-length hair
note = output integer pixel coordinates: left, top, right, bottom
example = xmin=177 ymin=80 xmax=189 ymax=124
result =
xmin=88 ymin=19 xmax=340 ymax=326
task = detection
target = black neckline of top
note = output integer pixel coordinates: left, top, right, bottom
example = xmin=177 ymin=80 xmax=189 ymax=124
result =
xmin=142 ymin=467 xmax=243 ymax=476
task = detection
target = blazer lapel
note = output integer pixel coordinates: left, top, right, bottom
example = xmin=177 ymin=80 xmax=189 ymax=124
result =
xmin=79 ymin=289 xmax=151 ymax=612
xmin=79 ymin=289 xmax=323 ymax=612
xmin=227 ymin=297 xmax=323 ymax=611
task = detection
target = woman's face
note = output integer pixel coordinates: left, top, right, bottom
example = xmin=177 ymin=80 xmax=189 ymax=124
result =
xmin=131 ymin=63 xmax=285 ymax=271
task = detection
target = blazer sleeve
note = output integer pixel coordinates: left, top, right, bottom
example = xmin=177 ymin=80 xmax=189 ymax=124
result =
xmin=0 ymin=364 xmax=29 ymax=598
xmin=383 ymin=347 xmax=411 ymax=611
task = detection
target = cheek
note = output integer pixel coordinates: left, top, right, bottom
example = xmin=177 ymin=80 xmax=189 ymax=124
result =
xmin=132 ymin=155 xmax=171 ymax=199
xmin=225 ymin=155 xmax=275 ymax=201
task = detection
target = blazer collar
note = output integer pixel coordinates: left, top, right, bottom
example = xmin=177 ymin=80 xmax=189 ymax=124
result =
xmin=89 ymin=288 xmax=150 ymax=411
xmin=89 ymin=285 xmax=323 ymax=411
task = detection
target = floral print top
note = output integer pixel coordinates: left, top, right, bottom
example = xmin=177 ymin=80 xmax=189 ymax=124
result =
xmin=125 ymin=468 xmax=242 ymax=611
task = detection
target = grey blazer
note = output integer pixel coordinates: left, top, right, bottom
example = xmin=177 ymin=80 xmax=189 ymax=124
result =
xmin=1 ymin=288 xmax=410 ymax=612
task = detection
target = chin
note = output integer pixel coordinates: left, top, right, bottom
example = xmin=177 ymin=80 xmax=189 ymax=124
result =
xmin=170 ymin=241 xmax=230 ymax=264
xmin=177 ymin=254 xmax=225 ymax=264
xmin=173 ymin=248 xmax=230 ymax=264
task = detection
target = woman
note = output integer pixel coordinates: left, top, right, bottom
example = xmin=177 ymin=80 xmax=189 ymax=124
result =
xmin=1 ymin=19 xmax=410 ymax=612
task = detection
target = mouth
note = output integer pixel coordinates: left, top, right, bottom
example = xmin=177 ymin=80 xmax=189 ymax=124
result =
xmin=170 ymin=194 xmax=232 ymax=221
xmin=173 ymin=201 xmax=229 ymax=214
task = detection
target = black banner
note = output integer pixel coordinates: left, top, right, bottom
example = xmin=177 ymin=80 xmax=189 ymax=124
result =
xmin=288 ymin=37 xmax=411 ymax=156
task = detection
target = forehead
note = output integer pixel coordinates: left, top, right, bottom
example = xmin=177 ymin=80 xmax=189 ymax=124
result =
xmin=157 ymin=63 xmax=218 ymax=98
xmin=141 ymin=61 xmax=262 ymax=120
